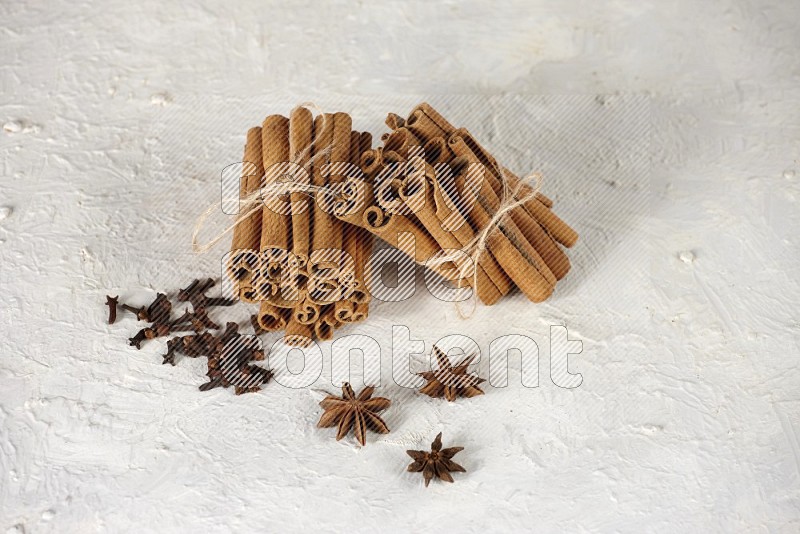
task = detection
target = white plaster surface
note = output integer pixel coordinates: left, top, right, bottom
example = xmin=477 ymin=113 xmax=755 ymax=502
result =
xmin=1 ymin=1 xmax=799 ymax=532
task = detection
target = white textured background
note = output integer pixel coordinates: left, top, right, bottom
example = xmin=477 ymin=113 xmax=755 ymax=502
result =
xmin=1 ymin=1 xmax=799 ymax=532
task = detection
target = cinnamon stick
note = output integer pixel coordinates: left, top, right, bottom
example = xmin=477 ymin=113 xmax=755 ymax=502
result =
xmin=227 ymin=248 xmax=259 ymax=292
xmin=348 ymin=226 xmax=373 ymax=304
xmin=359 ymin=131 xmax=373 ymax=157
xmin=237 ymin=281 xmax=260 ymax=304
xmin=228 ymin=128 xmax=264 ymax=287
xmin=422 ymin=136 xmax=454 ymax=166
xmin=383 ymin=127 xmax=423 ymax=160
xmin=285 ymin=315 xmax=313 ymax=347
xmin=288 ymin=106 xmax=314 ymax=269
xmin=293 ymin=291 xmax=321 ymax=325
xmin=385 ymin=112 xmax=405 ymax=130
xmin=405 ymin=104 xmax=454 ymax=145
xmin=258 ymin=301 xmax=291 ymax=331
xmin=309 ymin=113 xmax=350 ymax=276
xmin=343 ymin=132 xmax=374 ymax=305
xmin=351 ymin=302 xmax=369 ymax=322
xmin=334 ymin=299 xmax=356 ymax=323
xmin=231 ymin=127 xmax=264 ymax=254
xmin=313 ymin=305 xmax=338 ymax=341
xmin=360 ymin=148 xmax=384 ymax=181
xmin=260 ymin=115 xmax=292 ymax=279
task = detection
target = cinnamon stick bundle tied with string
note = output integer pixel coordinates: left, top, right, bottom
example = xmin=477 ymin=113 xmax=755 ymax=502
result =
xmin=225 ymin=107 xmax=375 ymax=345
xmin=376 ymin=102 xmax=579 ymax=304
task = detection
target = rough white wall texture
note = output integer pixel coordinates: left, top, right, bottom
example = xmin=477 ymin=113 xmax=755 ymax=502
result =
xmin=1 ymin=1 xmax=799 ymax=532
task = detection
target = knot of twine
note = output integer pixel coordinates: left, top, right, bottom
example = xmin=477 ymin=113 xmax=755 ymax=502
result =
xmin=192 ymin=103 xmax=543 ymax=319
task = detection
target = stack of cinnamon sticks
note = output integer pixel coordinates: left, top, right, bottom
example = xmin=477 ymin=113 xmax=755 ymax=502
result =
xmin=228 ymin=103 xmax=579 ymax=343
xmin=228 ymin=109 xmax=374 ymax=346
xmin=333 ymin=103 xmax=578 ymax=306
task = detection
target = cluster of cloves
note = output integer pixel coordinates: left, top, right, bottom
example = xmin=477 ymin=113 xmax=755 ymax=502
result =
xmin=106 ymin=278 xmax=272 ymax=395
xmin=106 ymin=278 xmax=227 ymax=349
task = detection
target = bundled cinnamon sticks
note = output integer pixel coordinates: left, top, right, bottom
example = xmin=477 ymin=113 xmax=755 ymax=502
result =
xmin=229 ymin=109 xmax=374 ymax=346
xmin=228 ymin=103 xmax=579 ymax=342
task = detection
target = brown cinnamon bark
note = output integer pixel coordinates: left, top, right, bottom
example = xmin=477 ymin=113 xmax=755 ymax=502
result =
xmin=260 ymin=115 xmax=292 ymax=278
xmin=335 ymin=300 xmax=369 ymax=323
xmin=405 ymin=103 xmax=456 ymax=144
xmin=360 ymin=148 xmax=384 ymax=181
xmin=258 ymin=301 xmax=291 ymax=331
xmin=310 ymin=114 xmax=335 ymax=266
xmin=309 ymin=113 xmax=351 ymax=276
xmin=237 ymin=281 xmax=260 ymax=304
xmin=359 ymin=131 xmax=373 ymax=157
xmin=349 ymin=227 xmax=373 ymax=304
xmin=231 ymin=127 xmax=264 ymax=254
xmin=383 ymin=127 xmax=424 ymax=160
xmin=265 ymin=271 xmax=305 ymax=308
xmin=422 ymin=136 xmax=454 ymax=166
xmin=334 ymin=299 xmax=355 ymax=323
xmin=294 ymin=291 xmax=321 ymax=325
xmin=385 ymin=112 xmax=405 ymax=130
xmin=313 ymin=305 xmax=338 ymax=341
xmin=334 ymin=178 xmax=375 ymax=305
xmin=344 ymin=132 xmax=374 ymax=305
xmin=285 ymin=315 xmax=313 ymax=347
xmin=289 ymin=106 xmax=314 ymax=268
xmin=351 ymin=302 xmax=369 ymax=322
xmin=228 ymin=128 xmax=264 ymax=288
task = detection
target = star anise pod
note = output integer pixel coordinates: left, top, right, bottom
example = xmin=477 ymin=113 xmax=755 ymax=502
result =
xmin=406 ymin=432 xmax=466 ymax=487
xmin=317 ymin=383 xmax=390 ymax=446
xmin=417 ymin=345 xmax=485 ymax=401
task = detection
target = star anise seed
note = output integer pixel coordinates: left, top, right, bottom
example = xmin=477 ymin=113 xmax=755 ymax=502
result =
xmin=406 ymin=432 xmax=466 ymax=487
xmin=417 ymin=345 xmax=485 ymax=401
xmin=317 ymin=383 xmax=391 ymax=446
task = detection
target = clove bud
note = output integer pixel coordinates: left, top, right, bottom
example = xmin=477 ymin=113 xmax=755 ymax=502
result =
xmin=105 ymin=295 xmax=119 ymax=324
